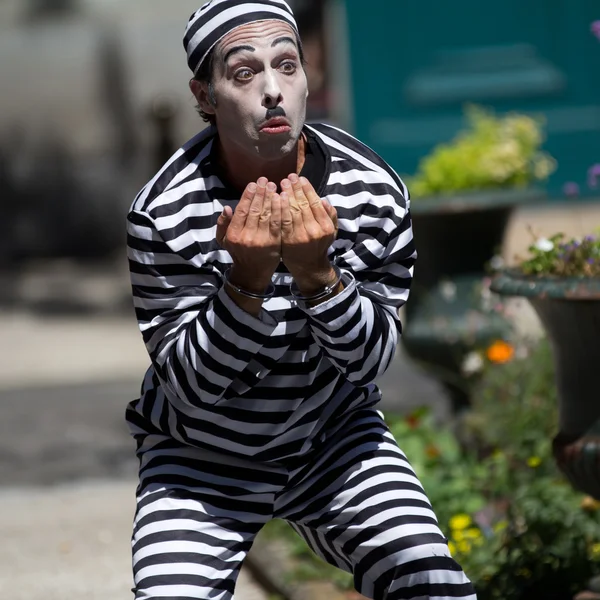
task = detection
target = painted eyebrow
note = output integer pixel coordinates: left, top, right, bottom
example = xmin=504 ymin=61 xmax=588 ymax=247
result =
xmin=223 ymin=44 xmax=255 ymax=64
xmin=271 ymin=36 xmax=297 ymax=49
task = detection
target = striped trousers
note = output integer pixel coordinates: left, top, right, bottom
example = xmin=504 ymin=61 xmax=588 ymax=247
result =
xmin=130 ymin=409 xmax=477 ymax=600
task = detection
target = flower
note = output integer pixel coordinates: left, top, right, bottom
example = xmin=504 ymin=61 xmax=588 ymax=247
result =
xmin=449 ymin=514 xmax=472 ymax=531
xmin=589 ymin=164 xmax=600 ymax=189
xmin=405 ymin=412 xmax=421 ymax=430
xmin=591 ymin=543 xmax=600 ymax=560
xmin=515 ymin=345 xmax=530 ymax=360
xmin=448 ymin=541 xmax=457 ymax=556
xmin=493 ymin=520 xmax=508 ymax=533
xmin=486 ymin=340 xmax=515 ymax=364
xmin=425 ymin=444 xmax=441 ymax=459
xmin=592 ymin=21 xmax=600 ymax=41
xmin=461 ymin=351 xmax=484 ymax=376
xmin=520 ymin=231 xmax=600 ymax=277
xmin=464 ymin=527 xmax=483 ymax=541
xmin=457 ymin=540 xmax=472 ymax=555
xmin=489 ymin=255 xmax=505 ymax=271
xmin=440 ymin=280 xmax=457 ymax=302
xmin=581 ymin=496 xmax=600 ymax=512
xmin=527 ymin=456 xmax=542 ymax=468
xmin=534 ymin=237 xmax=554 ymax=252
xmin=562 ymin=182 xmax=580 ymax=197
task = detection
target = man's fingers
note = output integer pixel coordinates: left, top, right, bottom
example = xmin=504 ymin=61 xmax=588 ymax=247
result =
xmin=282 ymin=178 xmax=305 ymax=233
xmin=259 ymin=181 xmax=277 ymax=230
xmin=229 ymin=182 xmax=257 ymax=232
xmin=280 ymin=191 xmax=294 ymax=237
xmin=245 ymin=177 xmax=268 ymax=230
xmin=216 ymin=206 xmax=233 ymax=246
xmin=288 ymin=173 xmax=311 ymax=211
xmin=322 ymin=199 xmax=338 ymax=232
xmin=270 ymin=192 xmax=282 ymax=239
xmin=299 ymin=176 xmax=330 ymax=228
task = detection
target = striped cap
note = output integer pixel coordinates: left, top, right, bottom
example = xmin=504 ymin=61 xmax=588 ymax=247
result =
xmin=184 ymin=0 xmax=299 ymax=76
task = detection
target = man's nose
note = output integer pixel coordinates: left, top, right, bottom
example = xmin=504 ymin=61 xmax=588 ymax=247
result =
xmin=262 ymin=70 xmax=283 ymax=109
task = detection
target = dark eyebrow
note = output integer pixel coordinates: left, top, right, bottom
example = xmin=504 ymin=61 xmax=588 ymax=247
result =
xmin=271 ymin=36 xmax=297 ymax=49
xmin=223 ymin=44 xmax=255 ymax=64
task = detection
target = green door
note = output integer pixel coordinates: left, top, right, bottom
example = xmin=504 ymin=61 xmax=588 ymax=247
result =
xmin=337 ymin=0 xmax=600 ymax=198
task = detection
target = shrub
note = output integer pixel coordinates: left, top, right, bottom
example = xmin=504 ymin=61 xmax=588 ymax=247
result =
xmin=406 ymin=105 xmax=556 ymax=198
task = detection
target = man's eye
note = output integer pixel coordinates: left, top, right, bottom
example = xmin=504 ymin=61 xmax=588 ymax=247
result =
xmin=280 ymin=61 xmax=297 ymax=74
xmin=235 ymin=69 xmax=254 ymax=81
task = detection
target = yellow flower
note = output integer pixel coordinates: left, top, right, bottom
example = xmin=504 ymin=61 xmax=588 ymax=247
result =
xmin=591 ymin=543 xmax=600 ymax=559
xmin=493 ymin=520 xmax=508 ymax=533
xmin=452 ymin=530 xmax=465 ymax=542
xmin=486 ymin=340 xmax=515 ymax=364
xmin=448 ymin=541 xmax=457 ymax=556
xmin=464 ymin=527 xmax=483 ymax=540
xmin=449 ymin=514 xmax=472 ymax=531
xmin=581 ymin=496 xmax=600 ymax=512
xmin=457 ymin=540 xmax=472 ymax=555
xmin=527 ymin=456 xmax=542 ymax=468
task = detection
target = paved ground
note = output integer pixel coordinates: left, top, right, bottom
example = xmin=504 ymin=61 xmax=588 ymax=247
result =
xmin=0 ymin=479 xmax=267 ymax=600
xmin=1 ymin=199 xmax=598 ymax=598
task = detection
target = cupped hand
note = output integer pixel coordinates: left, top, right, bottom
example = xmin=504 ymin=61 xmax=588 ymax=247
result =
xmin=280 ymin=174 xmax=339 ymax=292
xmin=216 ymin=177 xmax=282 ymax=293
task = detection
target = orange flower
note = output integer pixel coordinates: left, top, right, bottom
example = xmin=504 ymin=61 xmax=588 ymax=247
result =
xmin=486 ymin=340 xmax=515 ymax=364
xmin=426 ymin=444 xmax=441 ymax=459
xmin=406 ymin=413 xmax=421 ymax=430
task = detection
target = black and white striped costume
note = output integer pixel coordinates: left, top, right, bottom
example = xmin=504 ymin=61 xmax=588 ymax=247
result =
xmin=126 ymin=123 xmax=477 ymax=599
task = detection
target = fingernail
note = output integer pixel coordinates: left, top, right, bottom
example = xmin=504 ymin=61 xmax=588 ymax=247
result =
xmin=281 ymin=179 xmax=291 ymax=189
xmin=248 ymin=183 xmax=257 ymax=193
xmin=258 ymin=177 xmax=268 ymax=187
xmin=281 ymin=191 xmax=289 ymax=201
xmin=299 ymin=176 xmax=308 ymax=186
xmin=289 ymin=173 xmax=299 ymax=184
xmin=267 ymin=182 xmax=277 ymax=192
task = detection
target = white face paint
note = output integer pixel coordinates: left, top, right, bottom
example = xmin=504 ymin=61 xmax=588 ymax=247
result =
xmin=210 ymin=20 xmax=308 ymax=162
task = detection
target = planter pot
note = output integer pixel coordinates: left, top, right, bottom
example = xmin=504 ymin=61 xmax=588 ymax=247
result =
xmin=402 ymin=188 xmax=545 ymax=413
xmin=491 ymin=270 xmax=600 ymax=499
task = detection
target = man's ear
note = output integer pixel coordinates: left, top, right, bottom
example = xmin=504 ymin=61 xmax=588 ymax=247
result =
xmin=190 ymin=79 xmax=216 ymax=115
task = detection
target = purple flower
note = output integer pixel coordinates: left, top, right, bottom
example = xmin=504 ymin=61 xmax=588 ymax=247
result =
xmin=592 ymin=21 xmax=600 ymax=41
xmin=563 ymin=182 xmax=580 ymax=197
xmin=588 ymin=258 xmax=596 ymax=265
xmin=589 ymin=164 xmax=600 ymax=189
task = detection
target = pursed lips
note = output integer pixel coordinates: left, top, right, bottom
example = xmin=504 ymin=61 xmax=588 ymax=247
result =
xmin=259 ymin=118 xmax=291 ymax=133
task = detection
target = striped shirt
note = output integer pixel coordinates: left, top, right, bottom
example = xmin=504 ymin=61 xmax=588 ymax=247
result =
xmin=125 ymin=123 xmax=416 ymax=463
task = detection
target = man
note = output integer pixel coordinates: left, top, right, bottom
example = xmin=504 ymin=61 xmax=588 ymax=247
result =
xmin=125 ymin=1 xmax=477 ymax=599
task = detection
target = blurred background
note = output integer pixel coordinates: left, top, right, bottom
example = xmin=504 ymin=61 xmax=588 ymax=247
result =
xmin=1 ymin=1 xmax=600 ymax=598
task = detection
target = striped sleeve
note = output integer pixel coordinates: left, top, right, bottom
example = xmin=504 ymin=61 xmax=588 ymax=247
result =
xmin=127 ymin=209 xmax=278 ymax=408
xmin=297 ymin=188 xmax=415 ymax=387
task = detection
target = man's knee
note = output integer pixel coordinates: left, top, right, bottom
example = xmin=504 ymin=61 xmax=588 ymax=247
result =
xmin=355 ymin=540 xmax=476 ymax=600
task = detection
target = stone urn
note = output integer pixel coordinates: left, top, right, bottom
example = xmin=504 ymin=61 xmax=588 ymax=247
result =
xmin=491 ymin=270 xmax=600 ymax=499
xmin=402 ymin=187 xmax=545 ymax=413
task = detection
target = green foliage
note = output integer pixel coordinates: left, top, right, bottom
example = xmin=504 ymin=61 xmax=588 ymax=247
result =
xmin=518 ymin=232 xmax=600 ymax=277
xmin=406 ymin=105 xmax=556 ymax=197
xmin=260 ymin=338 xmax=600 ymax=600
xmin=445 ymin=338 xmax=600 ymax=600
